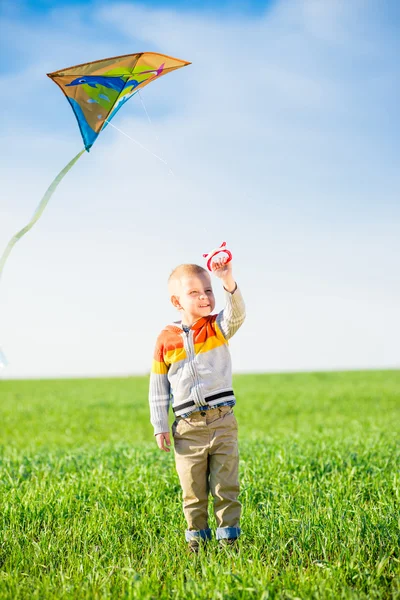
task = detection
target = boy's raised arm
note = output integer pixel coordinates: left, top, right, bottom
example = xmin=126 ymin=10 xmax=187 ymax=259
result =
xmin=213 ymin=258 xmax=246 ymax=341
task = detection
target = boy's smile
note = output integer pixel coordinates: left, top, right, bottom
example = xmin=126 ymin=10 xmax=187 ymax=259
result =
xmin=171 ymin=272 xmax=215 ymax=326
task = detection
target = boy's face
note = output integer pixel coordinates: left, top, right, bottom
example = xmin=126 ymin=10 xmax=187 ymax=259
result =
xmin=171 ymin=272 xmax=215 ymax=325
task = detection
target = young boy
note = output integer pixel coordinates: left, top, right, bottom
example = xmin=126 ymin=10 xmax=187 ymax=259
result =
xmin=148 ymin=256 xmax=245 ymax=551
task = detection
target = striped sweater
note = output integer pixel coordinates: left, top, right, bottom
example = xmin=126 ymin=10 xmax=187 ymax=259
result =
xmin=149 ymin=286 xmax=246 ymax=434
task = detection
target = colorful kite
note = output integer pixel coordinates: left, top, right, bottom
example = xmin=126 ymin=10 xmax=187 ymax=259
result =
xmin=0 ymin=52 xmax=190 ymax=278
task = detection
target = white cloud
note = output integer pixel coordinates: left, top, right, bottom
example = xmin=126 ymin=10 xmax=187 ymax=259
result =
xmin=0 ymin=0 xmax=399 ymax=377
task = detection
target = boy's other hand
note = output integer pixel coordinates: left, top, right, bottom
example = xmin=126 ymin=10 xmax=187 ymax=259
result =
xmin=156 ymin=432 xmax=171 ymax=452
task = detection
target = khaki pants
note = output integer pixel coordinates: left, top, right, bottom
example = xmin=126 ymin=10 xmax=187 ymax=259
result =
xmin=172 ymin=405 xmax=241 ymax=541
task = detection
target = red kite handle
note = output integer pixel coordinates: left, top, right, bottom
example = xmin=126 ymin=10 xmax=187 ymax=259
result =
xmin=203 ymin=241 xmax=232 ymax=271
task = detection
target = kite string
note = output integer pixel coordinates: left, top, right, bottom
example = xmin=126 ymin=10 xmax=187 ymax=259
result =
xmin=137 ymin=92 xmax=177 ymax=179
xmin=136 ymin=94 xmax=211 ymax=241
xmin=138 ymin=91 xmax=159 ymax=142
xmin=104 ymin=119 xmax=174 ymax=176
xmin=138 ymin=92 xmax=178 ymax=178
xmin=136 ymin=94 xmax=213 ymax=245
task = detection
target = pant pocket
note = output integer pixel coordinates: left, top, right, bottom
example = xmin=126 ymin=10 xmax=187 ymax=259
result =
xmin=172 ymin=417 xmax=189 ymax=438
xmin=220 ymin=407 xmax=234 ymax=420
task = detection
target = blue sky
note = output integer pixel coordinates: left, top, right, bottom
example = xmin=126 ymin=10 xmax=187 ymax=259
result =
xmin=2 ymin=0 xmax=277 ymax=16
xmin=0 ymin=0 xmax=399 ymax=378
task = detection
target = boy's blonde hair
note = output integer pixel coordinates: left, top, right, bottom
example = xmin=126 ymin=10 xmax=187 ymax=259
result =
xmin=168 ymin=264 xmax=209 ymax=295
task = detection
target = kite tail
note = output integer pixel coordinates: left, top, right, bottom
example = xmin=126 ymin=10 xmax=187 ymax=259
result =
xmin=0 ymin=148 xmax=86 ymax=279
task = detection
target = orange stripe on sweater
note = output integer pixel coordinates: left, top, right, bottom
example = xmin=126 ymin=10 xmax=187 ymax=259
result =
xmin=193 ymin=316 xmax=218 ymax=343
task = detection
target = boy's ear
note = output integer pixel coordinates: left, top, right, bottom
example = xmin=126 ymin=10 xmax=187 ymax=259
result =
xmin=170 ymin=295 xmax=182 ymax=309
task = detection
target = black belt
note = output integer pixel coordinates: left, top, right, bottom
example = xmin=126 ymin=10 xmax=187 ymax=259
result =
xmin=173 ymin=390 xmax=234 ymax=414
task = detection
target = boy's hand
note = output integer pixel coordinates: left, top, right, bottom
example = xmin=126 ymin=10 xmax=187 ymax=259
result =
xmin=156 ymin=432 xmax=171 ymax=452
xmin=211 ymin=256 xmax=236 ymax=293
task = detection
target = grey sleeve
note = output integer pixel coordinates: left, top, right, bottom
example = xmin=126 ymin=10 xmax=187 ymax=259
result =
xmin=216 ymin=285 xmax=246 ymax=341
xmin=149 ymin=373 xmax=171 ymax=436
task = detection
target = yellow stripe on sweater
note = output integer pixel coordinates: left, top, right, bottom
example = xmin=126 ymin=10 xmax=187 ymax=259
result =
xmin=194 ymin=334 xmax=227 ymax=355
xmin=214 ymin=319 xmax=230 ymax=344
xmin=151 ymin=359 xmax=169 ymax=375
xmin=164 ymin=347 xmax=187 ymax=365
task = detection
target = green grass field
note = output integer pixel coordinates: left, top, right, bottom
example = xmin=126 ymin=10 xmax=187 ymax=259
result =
xmin=0 ymin=371 xmax=399 ymax=599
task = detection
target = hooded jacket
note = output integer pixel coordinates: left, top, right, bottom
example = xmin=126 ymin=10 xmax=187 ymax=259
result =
xmin=149 ymin=286 xmax=246 ymax=434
